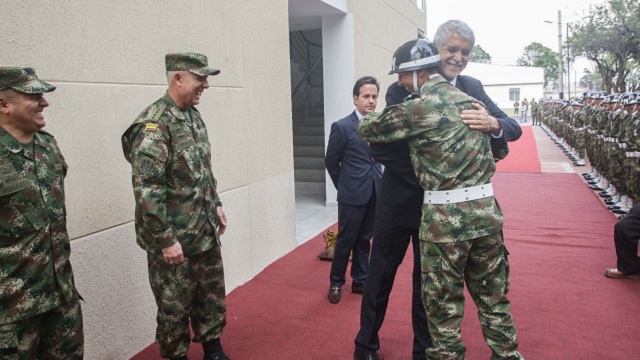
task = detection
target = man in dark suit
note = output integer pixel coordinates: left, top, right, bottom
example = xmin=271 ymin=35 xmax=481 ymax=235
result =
xmin=353 ymin=20 xmax=522 ymax=360
xmin=325 ymin=76 xmax=383 ymax=305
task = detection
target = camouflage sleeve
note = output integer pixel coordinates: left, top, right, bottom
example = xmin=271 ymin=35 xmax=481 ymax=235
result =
xmin=358 ymin=100 xmax=439 ymax=143
xmin=490 ymin=137 xmax=509 ymax=162
xmin=129 ymin=124 xmax=176 ymax=250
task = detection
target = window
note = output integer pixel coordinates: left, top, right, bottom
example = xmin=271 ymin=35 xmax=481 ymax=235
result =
xmin=416 ymin=0 xmax=425 ymax=11
xmin=509 ymin=88 xmax=520 ymax=101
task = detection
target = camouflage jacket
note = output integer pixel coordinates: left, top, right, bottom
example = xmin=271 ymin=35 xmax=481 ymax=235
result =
xmin=595 ymin=108 xmax=610 ymax=134
xmin=571 ymin=108 xmax=585 ymax=128
xmin=359 ymin=75 xmax=504 ymax=243
xmin=620 ymin=110 xmax=638 ymax=147
xmin=609 ymin=109 xmax=625 ymax=139
xmin=122 ymin=93 xmax=220 ymax=257
xmin=0 ymin=128 xmax=78 ymax=324
xmin=628 ymin=111 xmax=640 ymax=150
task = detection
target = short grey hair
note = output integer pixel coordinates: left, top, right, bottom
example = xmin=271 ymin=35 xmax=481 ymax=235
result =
xmin=166 ymin=70 xmax=188 ymax=84
xmin=433 ymin=20 xmax=475 ymax=50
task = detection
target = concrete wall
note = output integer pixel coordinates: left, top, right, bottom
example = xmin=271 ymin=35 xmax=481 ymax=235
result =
xmin=352 ymin=0 xmax=427 ymax=107
xmin=324 ymin=0 xmax=426 ymax=204
xmin=1 ymin=1 xmax=296 ymax=359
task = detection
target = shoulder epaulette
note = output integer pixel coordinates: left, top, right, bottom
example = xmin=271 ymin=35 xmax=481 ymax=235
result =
xmin=146 ymin=103 xmax=167 ymax=123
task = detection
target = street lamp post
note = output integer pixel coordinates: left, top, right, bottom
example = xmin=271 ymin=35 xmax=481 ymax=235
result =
xmin=557 ymin=10 xmax=564 ymax=99
xmin=567 ymin=23 xmax=571 ymax=99
xmin=545 ymin=11 xmax=564 ymax=99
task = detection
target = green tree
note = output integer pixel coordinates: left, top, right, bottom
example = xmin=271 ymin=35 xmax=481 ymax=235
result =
xmin=469 ymin=45 xmax=492 ymax=63
xmin=569 ymin=0 xmax=640 ymax=92
xmin=580 ymin=68 xmax=602 ymax=90
xmin=516 ymin=42 xmax=559 ymax=88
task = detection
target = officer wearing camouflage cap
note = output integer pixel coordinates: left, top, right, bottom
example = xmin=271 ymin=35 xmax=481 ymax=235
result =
xmin=121 ymin=53 xmax=229 ymax=360
xmin=0 ymin=67 xmax=83 ymax=358
xmin=358 ymin=39 xmax=522 ymax=360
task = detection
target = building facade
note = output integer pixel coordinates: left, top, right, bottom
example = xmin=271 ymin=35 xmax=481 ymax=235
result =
xmin=463 ymin=62 xmax=545 ymax=114
xmin=1 ymin=0 xmax=426 ymax=358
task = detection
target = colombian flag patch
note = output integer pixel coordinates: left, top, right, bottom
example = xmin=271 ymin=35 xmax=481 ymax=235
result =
xmin=145 ymin=124 xmax=158 ymax=131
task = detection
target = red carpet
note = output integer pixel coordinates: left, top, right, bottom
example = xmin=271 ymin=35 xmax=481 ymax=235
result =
xmin=496 ymin=127 xmax=541 ymax=173
xmin=132 ymin=123 xmax=640 ymax=359
xmin=132 ymin=172 xmax=640 ymax=360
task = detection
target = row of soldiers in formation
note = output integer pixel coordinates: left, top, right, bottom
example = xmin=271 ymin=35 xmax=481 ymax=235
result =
xmin=531 ymin=91 xmax=640 ymax=216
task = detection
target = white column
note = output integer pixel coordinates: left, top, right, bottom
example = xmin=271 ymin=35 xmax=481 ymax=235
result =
xmin=322 ymin=13 xmax=355 ymax=206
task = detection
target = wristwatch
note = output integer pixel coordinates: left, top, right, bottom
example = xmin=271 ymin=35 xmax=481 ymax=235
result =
xmin=215 ymin=201 xmax=223 ymax=207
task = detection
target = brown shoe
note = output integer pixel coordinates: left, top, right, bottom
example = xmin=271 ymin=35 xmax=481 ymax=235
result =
xmin=604 ymin=268 xmax=640 ymax=280
xmin=328 ymin=285 xmax=341 ymax=304
xmin=352 ymin=282 xmax=365 ymax=294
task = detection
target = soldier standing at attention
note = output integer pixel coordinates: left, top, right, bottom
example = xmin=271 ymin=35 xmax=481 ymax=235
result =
xmin=530 ymin=98 xmax=538 ymax=125
xmin=0 ymin=67 xmax=84 ymax=358
xmin=359 ymin=39 xmax=523 ymax=360
xmin=122 ymin=53 xmax=230 ymax=360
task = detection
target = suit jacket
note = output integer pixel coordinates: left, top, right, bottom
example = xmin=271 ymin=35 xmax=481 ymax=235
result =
xmin=372 ymin=78 xmax=521 ymax=228
xmin=325 ymin=111 xmax=383 ymax=206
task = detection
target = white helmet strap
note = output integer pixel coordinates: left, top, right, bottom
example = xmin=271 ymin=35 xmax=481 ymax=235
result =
xmin=412 ymin=70 xmax=419 ymax=95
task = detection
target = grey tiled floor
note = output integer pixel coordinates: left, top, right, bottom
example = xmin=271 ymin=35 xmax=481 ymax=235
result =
xmin=295 ymin=192 xmax=337 ymax=244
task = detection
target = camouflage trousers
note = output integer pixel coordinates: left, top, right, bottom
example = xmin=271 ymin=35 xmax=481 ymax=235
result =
xmin=627 ymin=158 xmax=640 ymax=203
xmin=148 ymin=246 xmax=227 ymax=359
xmin=421 ymin=232 xmax=523 ymax=360
xmin=608 ymin=145 xmax=626 ymax=193
xmin=0 ymin=298 xmax=83 ymax=360
xmin=574 ymin=130 xmax=586 ymax=159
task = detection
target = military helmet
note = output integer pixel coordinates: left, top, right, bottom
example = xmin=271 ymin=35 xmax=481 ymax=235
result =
xmin=604 ymin=93 xmax=621 ymax=103
xmin=621 ymin=92 xmax=634 ymax=105
xmin=389 ymin=39 xmax=440 ymax=75
xmin=623 ymin=92 xmax=640 ymax=105
xmin=590 ymin=91 xmax=608 ymax=100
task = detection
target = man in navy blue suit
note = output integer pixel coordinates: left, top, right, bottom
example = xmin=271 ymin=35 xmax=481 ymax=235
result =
xmin=354 ymin=20 xmax=523 ymax=360
xmin=325 ymin=76 xmax=383 ymax=305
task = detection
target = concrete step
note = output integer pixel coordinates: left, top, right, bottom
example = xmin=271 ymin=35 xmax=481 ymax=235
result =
xmin=294 ymin=145 xmax=325 ymax=157
xmin=292 ymin=118 xmax=324 ymax=128
xmin=293 ymin=135 xmax=325 ymax=146
xmin=302 ymin=106 xmax=324 ymax=118
xmin=294 ymin=168 xmax=325 ymax=182
xmin=295 ymin=181 xmax=326 ymax=194
xmin=294 ymin=156 xmax=325 ymax=170
xmin=305 ymin=116 xmax=324 ymax=126
xmin=295 ymin=126 xmax=324 ymax=136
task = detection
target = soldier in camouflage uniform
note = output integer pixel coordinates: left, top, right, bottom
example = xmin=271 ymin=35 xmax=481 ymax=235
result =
xmin=121 ymin=53 xmax=230 ymax=360
xmin=359 ymin=39 xmax=522 ymax=360
xmin=0 ymin=68 xmax=83 ymax=359
xmin=530 ymin=98 xmax=538 ymax=125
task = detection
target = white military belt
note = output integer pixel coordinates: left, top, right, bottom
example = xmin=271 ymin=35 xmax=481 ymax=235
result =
xmin=626 ymin=151 xmax=640 ymax=158
xmin=423 ymin=183 xmax=494 ymax=204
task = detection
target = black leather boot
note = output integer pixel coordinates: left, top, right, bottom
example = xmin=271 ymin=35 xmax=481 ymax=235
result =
xmin=202 ymin=338 xmax=230 ymax=360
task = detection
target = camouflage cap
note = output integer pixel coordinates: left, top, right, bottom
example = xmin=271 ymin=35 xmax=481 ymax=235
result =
xmin=165 ymin=52 xmax=220 ymax=76
xmin=0 ymin=67 xmax=56 ymax=93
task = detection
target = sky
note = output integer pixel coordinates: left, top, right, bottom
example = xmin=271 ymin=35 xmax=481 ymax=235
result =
xmin=425 ymin=0 xmax=608 ymax=79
